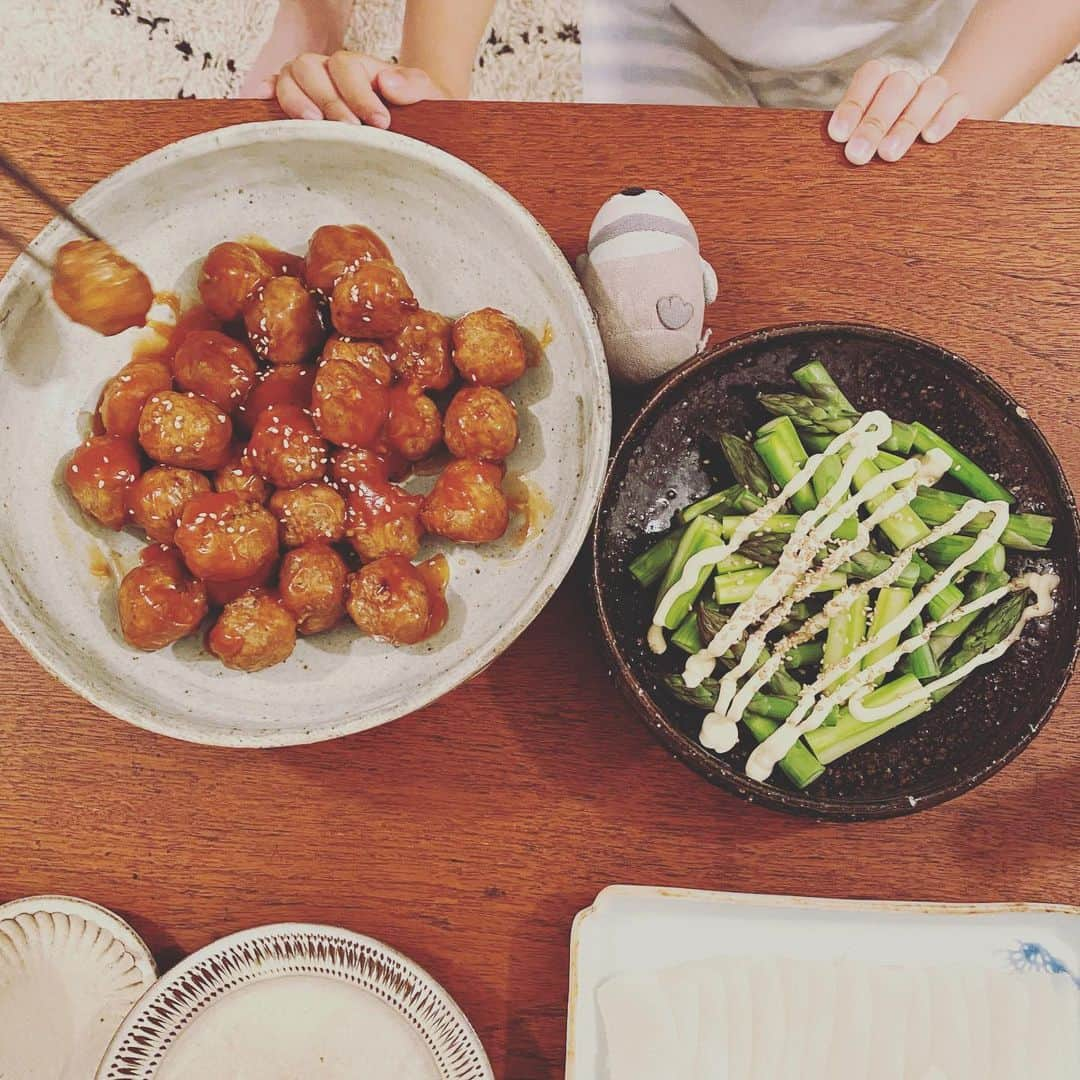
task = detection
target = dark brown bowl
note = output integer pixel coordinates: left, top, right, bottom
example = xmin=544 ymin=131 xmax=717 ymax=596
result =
xmin=592 ymin=323 xmax=1079 ymax=820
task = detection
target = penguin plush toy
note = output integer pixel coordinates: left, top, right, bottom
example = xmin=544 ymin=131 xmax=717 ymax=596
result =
xmin=576 ymin=188 xmax=718 ymax=385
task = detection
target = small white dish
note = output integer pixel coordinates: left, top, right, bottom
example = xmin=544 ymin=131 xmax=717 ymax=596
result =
xmin=0 ymin=894 xmax=157 ymax=1079
xmin=566 ymin=885 xmax=1080 ymax=1079
xmin=97 ymin=922 xmax=492 ymax=1080
xmin=0 ymin=120 xmax=610 ymax=747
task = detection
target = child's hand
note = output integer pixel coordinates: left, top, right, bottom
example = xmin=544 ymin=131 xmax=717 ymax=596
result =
xmin=828 ymin=60 xmax=968 ymax=165
xmin=255 ymin=51 xmax=451 ymax=128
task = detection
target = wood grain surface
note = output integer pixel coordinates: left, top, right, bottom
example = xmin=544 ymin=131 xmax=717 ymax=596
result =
xmin=0 ymin=100 xmax=1077 ymax=1077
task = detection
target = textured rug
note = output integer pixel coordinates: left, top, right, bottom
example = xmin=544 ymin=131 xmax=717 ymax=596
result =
xmin=0 ymin=0 xmax=1076 ymax=127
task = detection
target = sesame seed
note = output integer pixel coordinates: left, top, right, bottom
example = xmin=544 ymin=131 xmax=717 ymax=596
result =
xmin=97 ymin=480 xmax=105 ymax=489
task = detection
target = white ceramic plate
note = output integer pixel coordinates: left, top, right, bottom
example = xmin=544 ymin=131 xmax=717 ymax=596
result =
xmin=97 ymin=923 xmax=492 ymax=1080
xmin=0 ymin=121 xmax=609 ymax=746
xmin=566 ymin=885 xmax=1080 ymax=1078
xmin=0 ymin=894 xmax=157 ymax=1079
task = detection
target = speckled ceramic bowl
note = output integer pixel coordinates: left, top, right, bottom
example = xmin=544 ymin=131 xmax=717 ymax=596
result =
xmin=593 ymin=324 xmax=1078 ymax=819
xmin=0 ymin=121 xmax=609 ymax=747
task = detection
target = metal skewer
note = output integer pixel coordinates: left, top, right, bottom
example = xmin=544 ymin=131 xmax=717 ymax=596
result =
xmin=0 ymin=147 xmax=103 ymax=243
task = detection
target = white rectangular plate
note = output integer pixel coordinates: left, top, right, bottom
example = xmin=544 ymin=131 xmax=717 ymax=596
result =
xmin=566 ymin=885 xmax=1080 ymax=1079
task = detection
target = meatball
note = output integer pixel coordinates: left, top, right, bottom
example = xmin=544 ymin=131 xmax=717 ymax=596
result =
xmin=207 ymin=590 xmax=297 ymax=672
xmin=204 ymin=564 xmax=275 ymax=607
xmin=386 ymin=310 xmax=455 ymax=391
xmin=279 ymin=543 xmax=348 ymax=635
xmin=51 ymin=239 xmax=153 ymax=336
xmin=64 ymin=435 xmax=141 ymax=530
xmin=174 ymin=491 xmax=279 ymax=582
xmin=321 ymin=335 xmax=393 ymax=385
xmin=247 ymin=404 xmax=328 ymax=488
xmin=305 ymin=224 xmax=392 ymax=295
xmin=330 ymin=259 xmax=417 ymax=339
xmin=117 ymin=544 xmax=208 ymax=651
xmin=213 ymin=445 xmax=272 ymax=504
xmin=235 ymin=364 xmax=316 ymax=436
xmin=173 ymin=330 xmax=257 ymax=411
xmin=138 ymin=390 xmax=233 ymax=471
xmin=331 ymin=447 xmax=408 ymax=490
xmin=99 ymin=357 xmax=173 ymax=440
xmin=384 ymin=384 xmax=442 ymax=462
xmin=311 ymin=356 xmax=389 ymax=449
xmin=244 ymin=276 xmax=325 ymax=365
xmin=443 ymin=386 xmax=518 ymax=462
xmin=269 ymin=482 xmax=347 ymax=548
xmin=198 ymin=241 xmax=274 ymax=321
xmin=126 ymin=465 xmax=211 ymax=544
xmin=421 ymin=459 xmax=509 ymax=543
xmin=344 ymin=474 xmax=424 ymax=562
xmin=345 ymin=554 xmax=449 ymax=646
xmin=451 ymin=308 xmax=527 ymax=388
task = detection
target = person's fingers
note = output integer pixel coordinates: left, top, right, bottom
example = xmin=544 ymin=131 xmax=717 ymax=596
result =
xmin=251 ymin=76 xmax=277 ymax=100
xmin=923 ymin=92 xmax=969 ymax=144
xmin=877 ymin=75 xmax=950 ymax=161
xmin=276 ymin=67 xmax=324 ymax=121
xmin=327 ymin=51 xmax=391 ymax=127
xmin=290 ymin=52 xmax=360 ymax=123
xmin=843 ymin=69 xmax=919 ymax=165
xmin=827 ymin=59 xmax=890 ymax=143
xmin=376 ymin=65 xmax=450 ymax=106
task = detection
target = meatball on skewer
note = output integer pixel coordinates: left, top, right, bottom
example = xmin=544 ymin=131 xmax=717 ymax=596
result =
xmin=52 ymin=239 xmax=154 ymax=337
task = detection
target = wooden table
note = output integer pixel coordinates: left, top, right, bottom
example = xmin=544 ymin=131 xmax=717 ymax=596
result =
xmin=1 ymin=100 xmax=1077 ymax=1077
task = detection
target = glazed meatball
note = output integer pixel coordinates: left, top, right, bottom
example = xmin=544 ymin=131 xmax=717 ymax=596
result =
xmin=330 ymin=259 xmax=417 ymax=339
xmin=207 ymin=590 xmax=297 ymax=672
xmin=204 ymin=563 xmax=275 ymax=606
xmin=244 ymin=276 xmax=325 ymax=365
xmin=173 ymin=330 xmax=257 ymax=411
xmin=384 ymin=384 xmax=442 ymax=462
xmin=443 ymin=386 xmax=518 ymax=462
xmin=422 ymin=459 xmax=509 ymax=543
xmin=52 ymin=239 xmax=153 ymax=336
xmin=305 ymin=224 xmax=392 ymax=295
xmin=279 ymin=543 xmax=348 ymax=634
xmin=247 ymin=404 xmax=328 ymax=488
xmin=64 ymin=435 xmax=141 ymax=530
xmin=118 ymin=544 xmax=208 ymax=651
xmin=198 ymin=241 xmax=274 ymax=321
xmin=126 ymin=465 xmax=211 ymax=544
xmin=451 ymin=308 xmax=527 ymax=388
xmin=331 ymin=446 xmax=408 ymax=490
xmin=311 ymin=355 xmax=389 ymax=449
xmin=269 ymin=482 xmax=347 ymax=548
xmin=99 ymin=357 xmax=173 ymax=440
xmin=235 ymin=364 xmax=316 ymax=436
xmin=345 ymin=554 xmax=449 ymax=646
xmin=213 ymin=445 xmax=272 ymax=504
xmin=321 ymin=335 xmax=393 ymax=385
xmin=386 ymin=310 xmax=455 ymax=391
xmin=174 ymin=491 xmax=279 ymax=582
xmin=344 ymin=474 xmax=424 ymax=562
xmin=138 ymin=390 xmax=233 ymax=471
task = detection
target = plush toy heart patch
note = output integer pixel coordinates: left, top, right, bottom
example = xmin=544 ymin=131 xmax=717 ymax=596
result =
xmin=657 ymin=294 xmax=694 ymax=330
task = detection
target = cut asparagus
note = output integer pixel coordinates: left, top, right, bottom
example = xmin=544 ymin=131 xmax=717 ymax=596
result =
xmin=655 ymin=516 xmax=728 ymax=630
xmin=717 ymin=432 xmax=775 ymax=499
xmin=910 ymin=492 xmax=1052 ymax=551
xmin=923 ymin=534 xmax=1006 ymax=575
xmin=824 ymin=592 xmax=869 ymax=681
xmin=714 ymin=567 xmax=847 ymax=606
xmin=910 ymin=422 xmax=1016 ymax=504
xmin=680 ymin=484 xmax=745 ymax=524
xmin=742 ymin=713 xmax=825 ymax=789
xmin=862 ymin=587 xmax=914 ymax=684
xmin=901 ymin=614 xmax=941 ymax=680
xmin=760 ymin=390 xmax=915 ymax=452
xmin=672 ymin=613 xmax=704 ymax=654
xmin=630 ymin=528 xmax=686 ymax=589
xmin=754 ymin=417 xmax=817 ymax=513
xmin=792 ymin=360 xmax=854 ymax=409
xmin=929 ymin=571 xmax=1010 ymax=660
xmin=694 ymin=601 xmax=800 ymax=697
xmin=718 ymin=514 xmax=859 ymax=542
xmin=785 ymin=641 xmax=824 ymax=669
xmin=850 ymin=455 xmax=931 ymax=551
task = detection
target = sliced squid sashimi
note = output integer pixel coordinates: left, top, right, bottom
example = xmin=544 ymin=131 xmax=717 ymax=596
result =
xmin=685 ymin=961 xmax=731 ymax=1080
xmin=776 ymin=958 xmax=813 ymax=1079
xmin=901 ymin=965 xmax=933 ymax=1080
xmin=867 ymin=965 xmax=914 ymax=1080
xmin=962 ymin=968 xmax=991 ymax=1080
xmin=746 ymin=958 xmax=786 ymax=1080
xmin=800 ymin=958 xmax=839 ymax=1080
xmin=597 ymin=970 xmax=686 ymax=1080
xmin=722 ymin=959 xmax=755 ymax=1080
xmin=825 ymin=957 xmax=873 ymax=1078
xmin=926 ymin=965 xmax=972 ymax=1078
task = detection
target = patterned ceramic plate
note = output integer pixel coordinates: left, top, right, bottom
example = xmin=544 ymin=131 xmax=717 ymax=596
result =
xmin=97 ymin=923 xmax=492 ymax=1080
xmin=0 ymin=894 xmax=157 ymax=1079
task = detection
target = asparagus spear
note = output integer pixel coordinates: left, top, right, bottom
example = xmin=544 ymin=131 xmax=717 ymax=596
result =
xmin=785 ymin=641 xmax=824 ymax=669
xmin=738 ymin=533 xmax=921 ymax=590
xmin=714 ymin=568 xmax=847 ymax=606
xmin=717 ymin=432 xmax=775 ymax=499
xmin=671 ymin=613 xmax=704 ymax=654
xmin=695 ymin=600 xmax=801 ymax=697
xmin=862 ymin=587 xmax=914 ymax=684
xmin=929 ymin=570 xmax=1010 ymax=660
xmin=758 ymin=392 xmax=859 ymax=435
xmin=901 ymin=614 xmax=940 ymax=680
xmin=754 ymin=416 xmax=817 ymax=513
xmin=630 ymin=528 xmax=686 ymax=588
xmin=654 ymin=516 xmax=728 ymax=630
xmin=824 ymin=592 xmax=868 ymax=680
xmin=849 ymin=455 xmax=931 ymax=552
xmin=680 ymin=483 xmax=747 ymax=524
xmin=718 ymin=514 xmax=859 ymax=542
xmin=923 ymin=534 xmax=1007 ymax=575
xmin=910 ymin=422 xmax=1016 ymax=504
xmin=910 ymin=491 xmax=1052 ymax=551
